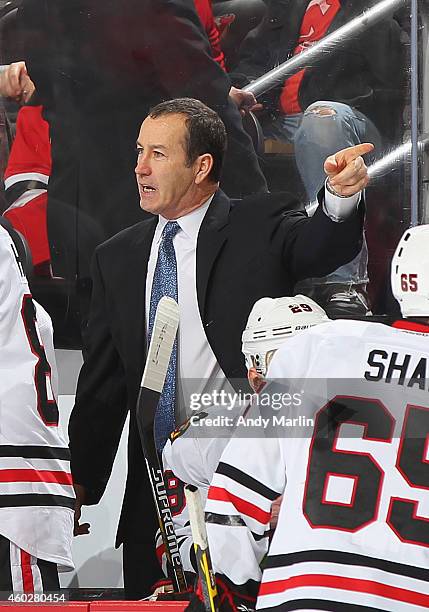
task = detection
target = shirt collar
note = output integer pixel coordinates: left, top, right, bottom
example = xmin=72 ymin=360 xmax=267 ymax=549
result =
xmin=154 ymin=194 xmax=215 ymax=245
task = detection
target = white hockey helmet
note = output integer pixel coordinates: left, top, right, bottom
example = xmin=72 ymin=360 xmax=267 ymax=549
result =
xmin=391 ymin=224 xmax=429 ymax=318
xmin=242 ymin=295 xmax=329 ymax=375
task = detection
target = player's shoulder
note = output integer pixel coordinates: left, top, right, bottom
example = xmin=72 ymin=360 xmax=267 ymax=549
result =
xmin=269 ymin=319 xmax=394 ymax=375
xmin=34 ymin=300 xmax=53 ymax=335
xmin=317 ymin=318 xmax=428 ymax=348
xmin=0 ymin=226 xmax=13 ymax=271
xmin=168 ymin=410 xmax=209 ymax=444
xmin=273 ymin=317 xmax=421 ymax=357
xmin=0 ymin=224 xmax=13 ymax=248
xmin=0 ymin=225 xmax=26 ymax=280
xmin=290 ymin=318 xmax=394 ymax=342
xmin=163 ymin=412 xmax=210 ymax=486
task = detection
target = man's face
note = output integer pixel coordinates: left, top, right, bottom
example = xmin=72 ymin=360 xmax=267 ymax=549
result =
xmin=135 ymin=114 xmax=202 ymax=219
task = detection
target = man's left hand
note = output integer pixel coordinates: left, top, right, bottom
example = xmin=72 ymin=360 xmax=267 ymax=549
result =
xmin=324 ymin=143 xmax=374 ymax=197
xmin=73 ymin=483 xmax=90 ymax=536
xmin=229 ymin=86 xmax=263 ymax=116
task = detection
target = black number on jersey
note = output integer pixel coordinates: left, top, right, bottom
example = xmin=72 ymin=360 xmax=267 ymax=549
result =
xmin=388 ymin=405 xmax=429 ymax=546
xmin=164 ymin=470 xmax=186 ymax=517
xmin=21 ymin=294 xmax=59 ymax=426
xmin=289 ymin=303 xmax=313 ymax=314
xmin=303 ymin=396 xmax=429 ymax=548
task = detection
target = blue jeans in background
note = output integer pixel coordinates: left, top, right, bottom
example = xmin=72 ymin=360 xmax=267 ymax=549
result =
xmin=264 ymin=100 xmax=381 ymax=286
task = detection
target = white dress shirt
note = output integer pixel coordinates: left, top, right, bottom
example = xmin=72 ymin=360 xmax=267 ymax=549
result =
xmin=145 ymin=188 xmax=359 ymax=424
xmin=145 ymin=195 xmax=236 ymax=425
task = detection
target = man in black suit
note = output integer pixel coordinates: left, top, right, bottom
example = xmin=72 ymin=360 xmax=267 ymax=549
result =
xmin=69 ymin=98 xmax=371 ymax=598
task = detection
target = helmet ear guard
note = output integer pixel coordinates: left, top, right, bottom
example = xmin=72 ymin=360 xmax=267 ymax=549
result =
xmin=242 ymin=295 xmax=330 ymax=376
xmin=391 ymin=225 xmax=429 ymax=318
xmin=245 ymin=349 xmax=277 ymax=376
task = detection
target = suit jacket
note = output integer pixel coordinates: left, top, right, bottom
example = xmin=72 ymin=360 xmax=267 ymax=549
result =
xmin=69 ymin=189 xmax=364 ymax=547
xmin=19 ymin=0 xmax=267 ymax=281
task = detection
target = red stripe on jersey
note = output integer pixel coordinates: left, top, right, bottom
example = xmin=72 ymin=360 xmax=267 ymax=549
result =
xmin=0 ymin=469 xmax=72 ymax=485
xmin=20 ymin=550 xmax=34 ymax=593
xmin=156 ymin=543 xmax=165 ymax=565
xmin=4 ymin=193 xmax=49 ymax=266
xmin=392 ymin=320 xmax=429 ymax=333
xmin=259 ymin=573 xmax=429 ymax=607
xmin=208 ymin=486 xmax=271 ymax=524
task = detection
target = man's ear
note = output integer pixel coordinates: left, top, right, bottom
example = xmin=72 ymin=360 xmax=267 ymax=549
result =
xmin=194 ymin=153 xmax=214 ymax=184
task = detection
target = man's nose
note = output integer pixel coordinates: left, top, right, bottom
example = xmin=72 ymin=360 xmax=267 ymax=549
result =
xmin=135 ymin=154 xmax=151 ymax=175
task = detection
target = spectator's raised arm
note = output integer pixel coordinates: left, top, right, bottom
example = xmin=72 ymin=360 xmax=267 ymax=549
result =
xmin=0 ymin=61 xmax=35 ymax=103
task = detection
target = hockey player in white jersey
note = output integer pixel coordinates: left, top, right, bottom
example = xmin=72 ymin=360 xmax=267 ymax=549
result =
xmin=206 ymin=224 xmax=429 ymax=611
xmin=0 ymin=225 xmax=74 ymax=593
xmin=157 ymin=296 xmax=329 ymax=588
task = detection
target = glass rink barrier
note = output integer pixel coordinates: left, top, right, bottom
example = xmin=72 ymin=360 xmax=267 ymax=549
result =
xmin=0 ymin=0 xmax=428 ymax=606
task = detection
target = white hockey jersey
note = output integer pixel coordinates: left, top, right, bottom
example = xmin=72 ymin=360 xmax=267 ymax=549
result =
xmin=159 ymin=405 xmax=243 ymax=575
xmin=206 ymin=319 xmax=429 ymax=611
xmin=0 ymin=226 xmax=74 ymax=570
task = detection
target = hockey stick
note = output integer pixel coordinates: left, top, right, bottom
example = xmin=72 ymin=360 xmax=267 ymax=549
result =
xmin=136 ymin=296 xmax=187 ymax=592
xmin=185 ymin=484 xmax=219 ymax=611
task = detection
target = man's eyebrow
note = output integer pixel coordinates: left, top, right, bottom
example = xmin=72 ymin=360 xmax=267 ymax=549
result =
xmin=135 ymin=142 xmax=168 ymax=150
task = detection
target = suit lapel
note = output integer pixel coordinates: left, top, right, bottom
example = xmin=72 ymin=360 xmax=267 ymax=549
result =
xmin=126 ymin=192 xmax=230 ymax=368
xmin=196 ymin=190 xmax=231 ymax=319
xmin=126 ymin=217 xmax=157 ymax=375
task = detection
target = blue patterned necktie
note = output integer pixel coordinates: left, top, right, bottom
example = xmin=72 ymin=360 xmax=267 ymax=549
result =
xmin=148 ymin=221 xmax=180 ymax=450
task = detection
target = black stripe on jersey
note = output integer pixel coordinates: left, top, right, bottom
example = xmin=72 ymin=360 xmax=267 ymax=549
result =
xmin=253 ymin=530 xmax=270 ymax=542
xmin=205 ymin=512 xmax=269 ymax=542
xmin=5 ymin=180 xmax=47 ymax=207
xmin=0 ymin=535 xmax=13 ymax=591
xmin=263 ymin=549 xmax=429 ymax=583
xmin=0 ymin=494 xmax=75 ymax=510
xmin=0 ymin=535 xmax=60 ymax=593
xmin=259 ymin=599 xmax=382 ymax=611
xmin=216 ymin=462 xmax=279 ymax=501
xmin=205 ymin=511 xmax=246 ymax=527
xmin=174 ymin=531 xmax=197 ymax=574
xmin=189 ymin=544 xmax=197 ymax=573
xmin=0 ymin=445 xmax=70 ymax=461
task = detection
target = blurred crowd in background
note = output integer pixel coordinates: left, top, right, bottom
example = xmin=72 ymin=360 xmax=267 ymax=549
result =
xmin=0 ymin=0 xmax=410 ymax=347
